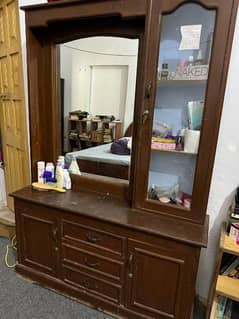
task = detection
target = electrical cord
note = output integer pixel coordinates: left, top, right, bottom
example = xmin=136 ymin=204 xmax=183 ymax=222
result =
xmin=4 ymin=235 xmax=17 ymax=268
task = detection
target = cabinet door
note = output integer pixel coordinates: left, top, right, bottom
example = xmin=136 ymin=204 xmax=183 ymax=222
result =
xmin=125 ymin=239 xmax=199 ymax=319
xmin=16 ymin=203 xmax=58 ymax=276
xmin=133 ymin=0 xmax=237 ymax=224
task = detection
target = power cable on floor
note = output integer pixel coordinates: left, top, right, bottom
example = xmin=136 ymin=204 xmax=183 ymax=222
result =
xmin=4 ymin=235 xmax=17 ymax=268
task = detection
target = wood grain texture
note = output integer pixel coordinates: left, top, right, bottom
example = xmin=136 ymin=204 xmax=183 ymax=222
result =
xmin=13 ymin=194 xmax=201 ymax=319
xmin=223 ymin=234 xmax=239 ymax=256
xmin=0 ymin=0 xmax=30 ymax=209
xmin=216 ymin=275 xmax=239 ymax=302
xmin=12 ymin=186 xmax=208 ymax=247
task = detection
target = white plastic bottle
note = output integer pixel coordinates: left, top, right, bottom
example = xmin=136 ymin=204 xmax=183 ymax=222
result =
xmin=55 ymin=161 xmax=64 ymax=189
xmin=45 ymin=162 xmax=55 ymax=178
xmin=57 ymin=155 xmax=65 ymax=168
xmin=63 ymin=169 xmax=71 ymax=190
xmin=37 ymin=161 xmax=45 ymax=184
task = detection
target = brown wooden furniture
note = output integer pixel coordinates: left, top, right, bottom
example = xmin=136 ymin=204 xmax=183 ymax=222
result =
xmin=13 ymin=185 xmax=207 ymax=319
xmin=12 ymin=1 xmax=239 ymax=318
xmin=207 ymin=224 xmax=239 ymax=318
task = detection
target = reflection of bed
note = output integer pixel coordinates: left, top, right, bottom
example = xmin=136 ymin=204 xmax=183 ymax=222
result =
xmin=66 ymin=143 xmax=130 ymax=179
xmin=66 ymin=123 xmax=133 ymax=180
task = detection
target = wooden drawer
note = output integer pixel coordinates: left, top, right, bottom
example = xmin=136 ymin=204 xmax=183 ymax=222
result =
xmin=63 ymin=264 xmax=122 ymax=304
xmin=62 ymin=243 xmax=123 ymax=282
xmin=62 ymin=220 xmax=125 ymax=258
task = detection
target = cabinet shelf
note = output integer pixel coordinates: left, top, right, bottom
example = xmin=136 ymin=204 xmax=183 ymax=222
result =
xmin=216 ymin=275 xmax=239 ymax=302
xmin=151 ymin=148 xmax=197 ymax=156
xmin=222 ymin=233 xmax=239 ymax=256
xmin=157 ymin=79 xmax=207 ymax=88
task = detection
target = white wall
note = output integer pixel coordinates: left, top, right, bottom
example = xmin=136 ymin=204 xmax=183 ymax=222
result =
xmin=196 ymin=9 xmax=239 ymax=300
xmin=61 ymin=37 xmax=138 ymax=132
xmin=19 ymin=0 xmax=239 ymax=302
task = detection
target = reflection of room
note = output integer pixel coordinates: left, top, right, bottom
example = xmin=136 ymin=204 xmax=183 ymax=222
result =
xmin=60 ymin=37 xmax=138 ymax=153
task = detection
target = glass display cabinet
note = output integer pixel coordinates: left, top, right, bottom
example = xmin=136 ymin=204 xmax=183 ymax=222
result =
xmin=134 ymin=0 xmax=238 ymax=224
xmin=12 ymin=1 xmax=238 ymax=319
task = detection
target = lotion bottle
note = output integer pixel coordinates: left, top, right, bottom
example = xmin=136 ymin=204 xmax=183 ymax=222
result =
xmin=56 ymin=161 xmax=64 ymax=189
xmin=63 ymin=169 xmax=71 ymax=190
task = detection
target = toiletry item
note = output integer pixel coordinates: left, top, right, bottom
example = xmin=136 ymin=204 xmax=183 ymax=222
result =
xmin=157 ymin=68 xmax=161 ymax=81
xmin=32 ymin=182 xmax=66 ymax=193
xmin=184 ymin=129 xmax=200 ymax=154
xmin=46 ymin=162 xmax=55 ymax=178
xmin=56 ymin=161 xmax=64 ymax=189
xmin=188 ymin=100 xmax=204 ymax=130
xmin=42 ymin=171 xmax=52 ymax=183
xmin=37 ymin=161 xmax=45 ymax=184
xmin=177 ymin=60 xmax=187 ymax=68
xmin=161 ymin=63 xmax=168 ymax=80
xmin=159 ymin=197 xmax=170 ymax=204
xmin=205 ymin=32 xmax=213 ymax=64
xmin=69 ymin=158 xmax=81 ymax=175
xmin=187 ymin=55 xmax=194 ymax=66
xmin=63 ymin=169 xmax=71 ymax=190
xmin=195 ymin=49 xmax=203 ymax=65
xmin=176 ymin=136 xmax=184 ymax=151
xmin=57 ymin=155 xmax=65 ymax=168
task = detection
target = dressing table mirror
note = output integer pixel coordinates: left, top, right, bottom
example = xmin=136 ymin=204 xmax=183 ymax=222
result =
xmin=11 ymin=1 xmax=238 ymax=318
xmin=60 ymin=36 xmax=139 ymax=180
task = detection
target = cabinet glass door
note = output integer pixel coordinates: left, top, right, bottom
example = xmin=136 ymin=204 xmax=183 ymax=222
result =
xmin=147 ymin=3 xmax=216 ymax=210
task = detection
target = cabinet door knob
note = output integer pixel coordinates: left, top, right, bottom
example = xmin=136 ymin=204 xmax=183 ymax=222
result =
xmin=142 ymin=110 xmax=150 ymax=125
xmin=145 ymin=81 xmax=152 ymax=99
xmin=53 ymin=227 xmax=58 ymax=241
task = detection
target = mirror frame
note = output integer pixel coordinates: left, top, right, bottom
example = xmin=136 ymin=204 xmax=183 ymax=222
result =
xmin=23 ymin=0 xmax=149 ymax=200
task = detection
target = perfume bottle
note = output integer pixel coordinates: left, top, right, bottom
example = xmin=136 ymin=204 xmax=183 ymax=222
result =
xmin=194 ymin=49 xmax=203 ymax=65
xmin=161 ymin=63 xmax=168 ymax=80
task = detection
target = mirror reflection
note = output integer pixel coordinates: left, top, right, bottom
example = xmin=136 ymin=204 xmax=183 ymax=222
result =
xmin=60 ymin=37 xmax=139 ymax=180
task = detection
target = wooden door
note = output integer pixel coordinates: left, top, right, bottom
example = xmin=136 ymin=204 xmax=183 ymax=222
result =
xmin=0 ymin=0 xmax=30 ymax=210
xmin=125 ymin=239 xmax=200 ymax=319
xmin=16 ymin=201 xmax=59 ymax=276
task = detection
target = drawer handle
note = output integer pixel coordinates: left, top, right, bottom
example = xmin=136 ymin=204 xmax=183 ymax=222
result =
xmin=86 ymin=232 xmax=101 ymax=244
xmin=85 ymin=258 xmax=100 ymax=268
xmin=82 ymin=280 xmax=98 ymax=290
xmin=128 ymin=253 xmax=134 ymax=278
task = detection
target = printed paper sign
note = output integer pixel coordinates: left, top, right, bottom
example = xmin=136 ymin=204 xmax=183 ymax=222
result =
xmin=179 ymin=25 xmax=202 ymax=50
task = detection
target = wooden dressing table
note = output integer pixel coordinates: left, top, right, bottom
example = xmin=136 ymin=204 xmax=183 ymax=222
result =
xmin=12 ymin=0 xmax=238 ymax=318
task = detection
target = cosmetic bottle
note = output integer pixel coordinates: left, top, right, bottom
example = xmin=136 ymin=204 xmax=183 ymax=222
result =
xmin=37 ymin=161 xmax=45 ymax=184
xmin=195 ymin=49 xmax=203 ymax=65
xmin=56 ymin=161 xmax=64 ymax=189
xmin=46 ymin=162 xmax=55 ymax=178
xmin=63 ymin=169 xmax=71 ymax=190
xmin=161 ymin=63 xmax=168 ymax=80
xmin=57 ymin=155 xmax=65 ymax=168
